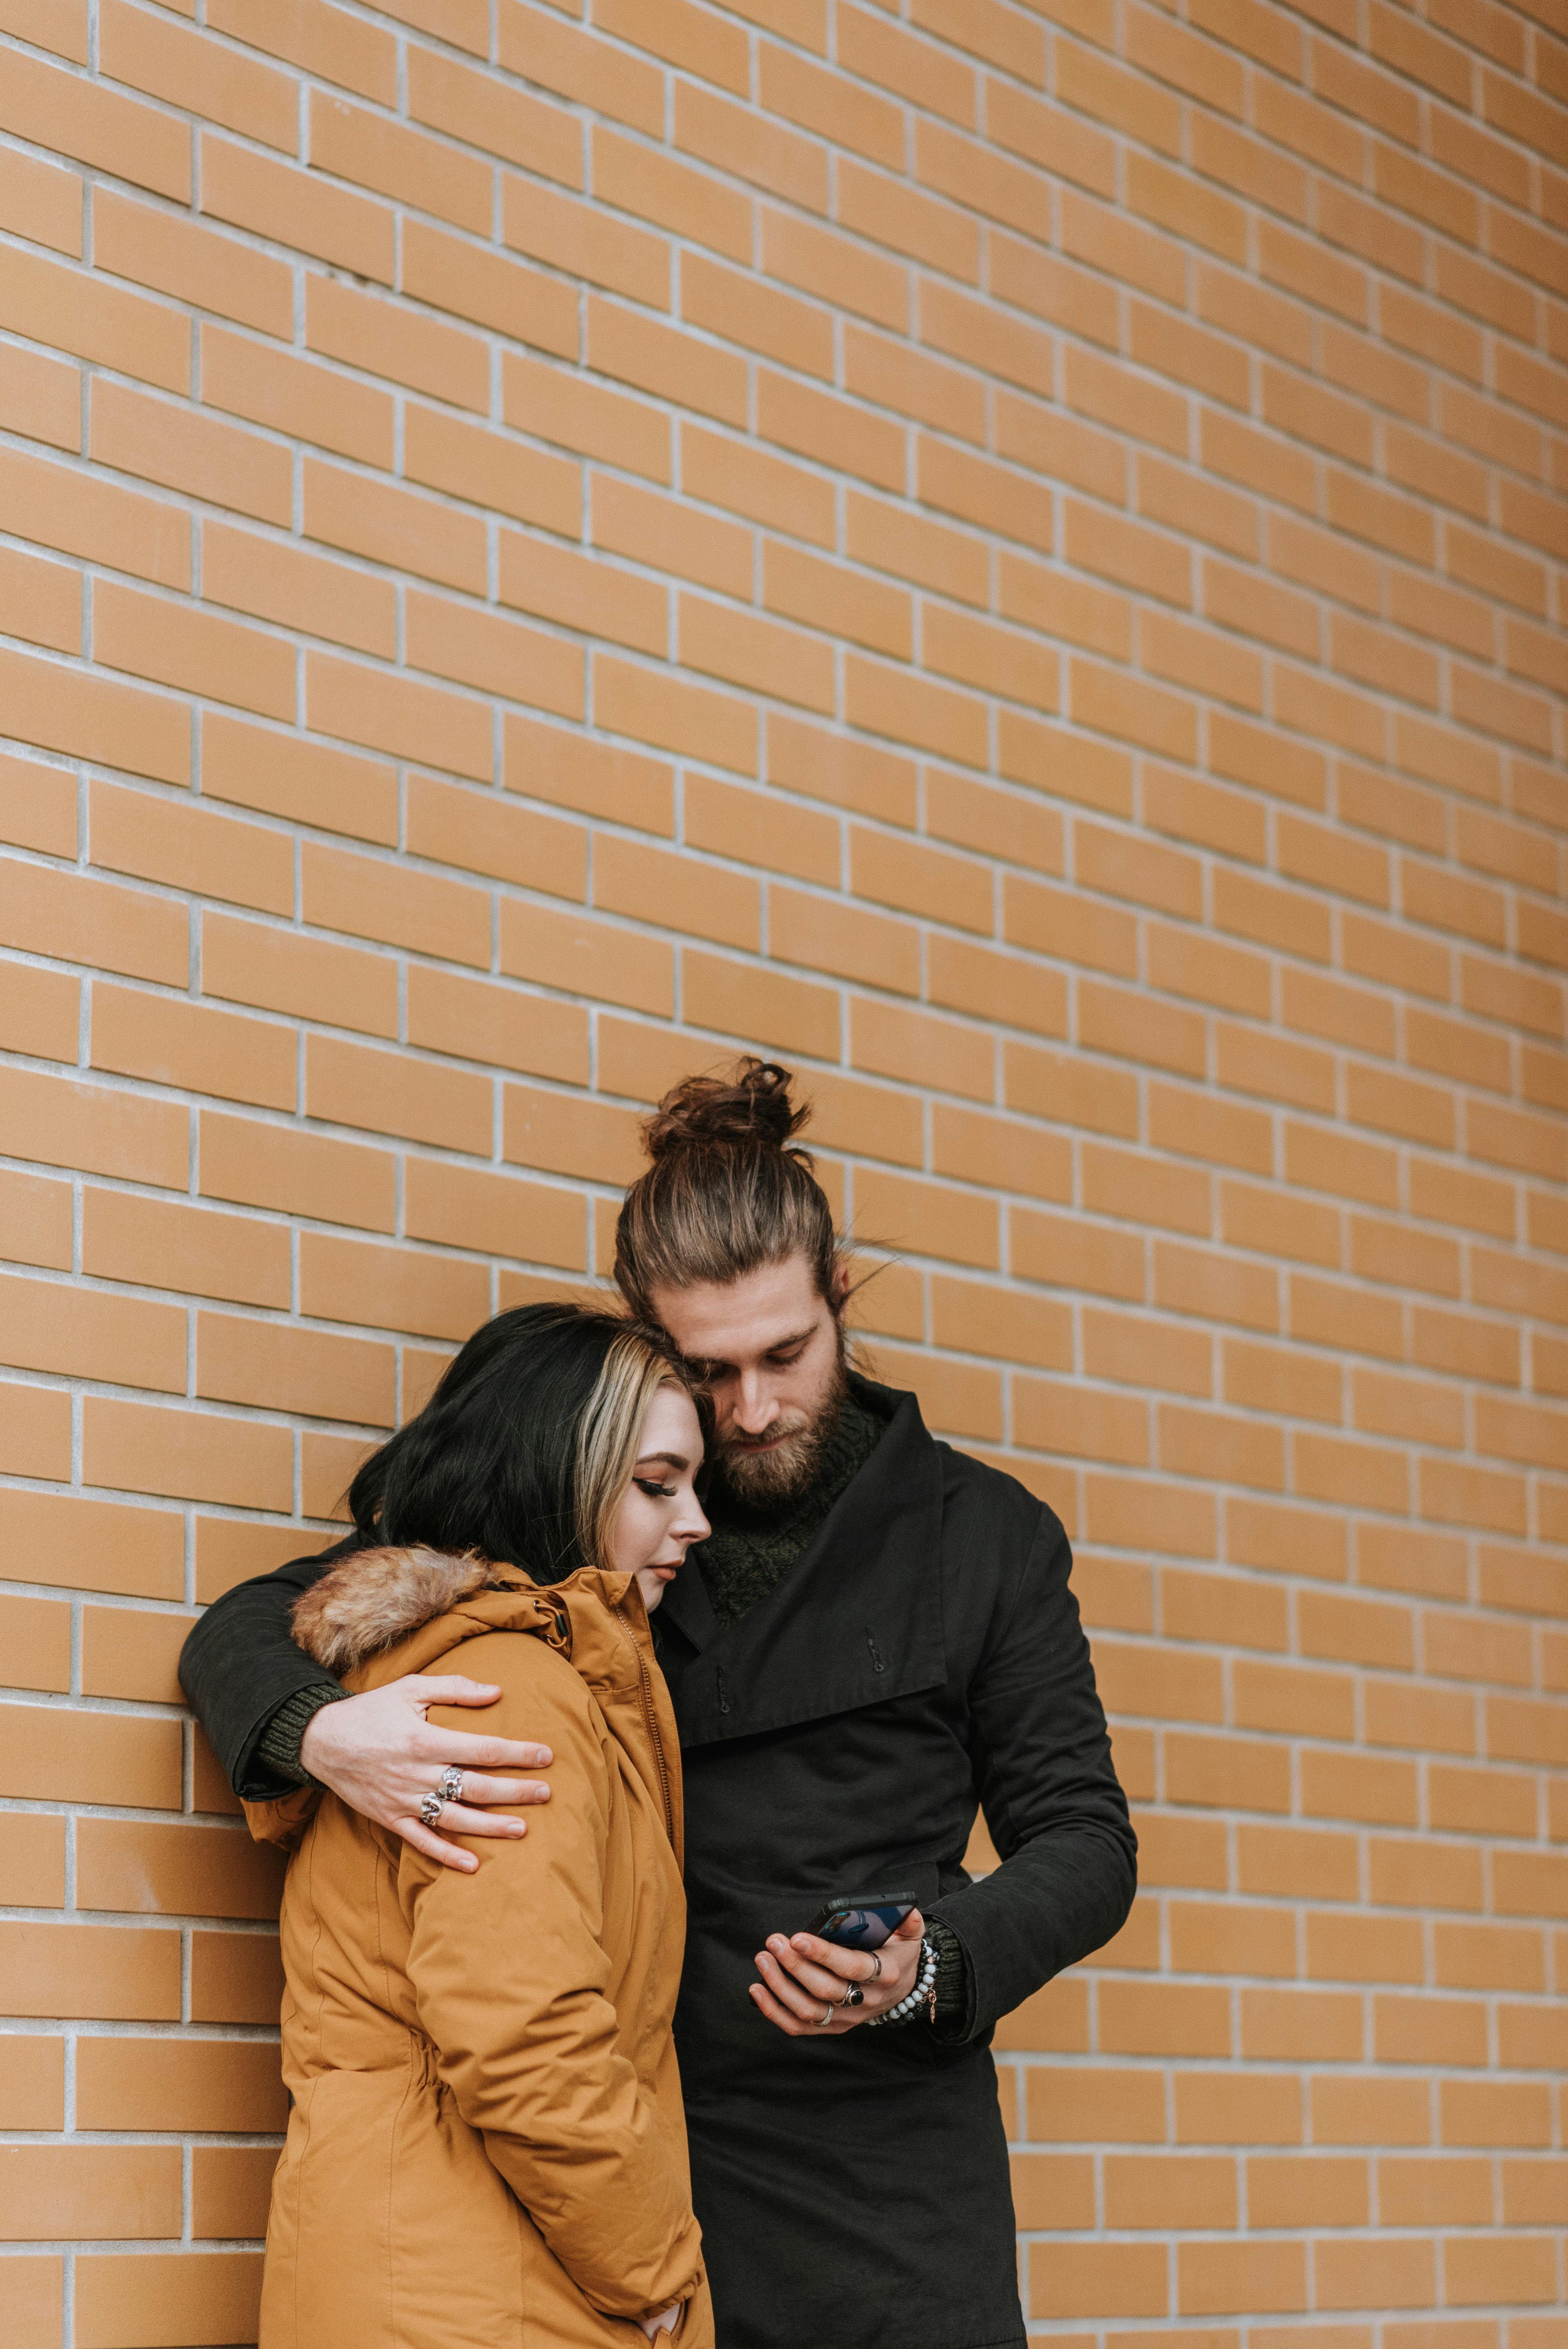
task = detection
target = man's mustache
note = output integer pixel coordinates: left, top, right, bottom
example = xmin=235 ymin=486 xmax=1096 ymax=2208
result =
xmin=721 ymin=1417 xmax=811 ymax=1451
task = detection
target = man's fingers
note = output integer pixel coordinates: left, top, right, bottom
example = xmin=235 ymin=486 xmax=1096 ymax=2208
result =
xmin=755 ymin=1947 xmax=835 ymax=2024
xmin=440 ymin=1773 xmax=550 ymax=1808
xmin=389 ymin=1816 xmax=479 ymax=1873
xmin=765 ymin=1941 xmax=848 ymax=2006
xmin=748 ymin=1981 xmax=817 ymax=2038
xmin=415 ymin=1727 xmax=554 ymax=1770
xmin=395 ymin=1675 xmax=502 ymax=1707
xmin=429 ymin=1804 xmax=528 ymax=1840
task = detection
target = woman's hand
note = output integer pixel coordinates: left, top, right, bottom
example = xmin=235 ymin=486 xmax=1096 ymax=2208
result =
xmin=638 ymin=2303 xmax=681 ymax=2337
xmin=749 ymin=1907 xmax=925 ymax=2036
xmin=299 ymin=1676 xmax=553 ymax=1873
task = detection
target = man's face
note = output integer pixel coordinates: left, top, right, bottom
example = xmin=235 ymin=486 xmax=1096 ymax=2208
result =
xmin=649 ymin=1253 xmax=847 ymax=1508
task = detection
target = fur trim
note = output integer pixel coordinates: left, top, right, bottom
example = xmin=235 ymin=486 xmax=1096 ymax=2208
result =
xmin=291 ymin=1546 xmax=495 ymax=1673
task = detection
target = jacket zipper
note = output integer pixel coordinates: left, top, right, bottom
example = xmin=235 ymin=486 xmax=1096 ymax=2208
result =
xmin=615 ymin=1604 xmax=676 ymax=1846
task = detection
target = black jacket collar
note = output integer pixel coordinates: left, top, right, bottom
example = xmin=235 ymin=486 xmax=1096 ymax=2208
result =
xmin=656 ymin=1379 xmax=946 ymax=1749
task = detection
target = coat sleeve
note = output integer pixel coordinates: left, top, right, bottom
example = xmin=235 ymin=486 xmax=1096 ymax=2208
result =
xmin=399 ymin=1633 xmax=705 ymax=2325
xmin=930 ymin=1509 xmax=1137 ymax=2041
xmin=177 ymin=1544 xmax=347 ymax=1802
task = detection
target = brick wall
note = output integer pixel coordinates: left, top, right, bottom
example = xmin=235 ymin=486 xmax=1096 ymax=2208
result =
xmin=0 ymin=0 xmax=1564 ymax=2339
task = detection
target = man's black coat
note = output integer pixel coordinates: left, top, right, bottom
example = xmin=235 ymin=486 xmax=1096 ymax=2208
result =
xmin=181 ymin=1381 xmax=1137 ymax=2349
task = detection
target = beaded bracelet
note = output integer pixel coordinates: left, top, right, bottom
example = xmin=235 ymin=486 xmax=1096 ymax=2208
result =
xmin=867 ymin=1933 xmax=938 ymax=2027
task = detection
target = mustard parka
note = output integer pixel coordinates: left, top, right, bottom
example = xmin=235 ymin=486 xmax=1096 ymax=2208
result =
xmin=247 ymin=1545 xmax=713 ymax=2349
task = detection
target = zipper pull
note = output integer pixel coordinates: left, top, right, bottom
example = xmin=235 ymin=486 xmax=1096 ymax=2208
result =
xmin=866 ymin=1629 xmax=885 ymax=1673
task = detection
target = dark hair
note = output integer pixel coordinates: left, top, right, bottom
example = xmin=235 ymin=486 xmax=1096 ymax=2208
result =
xmin=614 ymin=1057 xmax=844 ymax=1321
xmin=347 ymin=1303 xmax=691 ymax=1584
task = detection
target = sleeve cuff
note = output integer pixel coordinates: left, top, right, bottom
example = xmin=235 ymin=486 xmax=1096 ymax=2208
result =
xmin=927 ymin=1916 xmax=975 ymax=2041
xmin=256 ymin=1682 xmax=348 ymax=1789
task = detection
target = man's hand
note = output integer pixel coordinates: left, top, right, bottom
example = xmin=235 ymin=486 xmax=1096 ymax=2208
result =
xmin=749 ymin=1907 xmax=925 ymax=2036
xmin=299 ymin=1676 xmax=552 ymax=1873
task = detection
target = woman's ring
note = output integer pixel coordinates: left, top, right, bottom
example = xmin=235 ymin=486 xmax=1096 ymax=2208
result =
xmin=438 ymin=1766 xmax=465 ymax=1804
xmin=418 ymin=1790 xmax=444 ymax=1827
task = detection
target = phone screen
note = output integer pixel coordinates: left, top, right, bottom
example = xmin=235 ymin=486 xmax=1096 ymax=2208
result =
xmin=809 ymin=1898 xmax=916 ymax=1949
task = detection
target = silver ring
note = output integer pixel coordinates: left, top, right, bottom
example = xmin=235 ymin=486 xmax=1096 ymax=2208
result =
xmin=841 ymin=1984 xmax=864 ymax=2009
xmin=438 ymin=1766 xmax=464 ymax=1804
xmin=418 ymin=1790 xmax=443 ymax=1827
xmin=818 ymin=2001 xmax=835 ymax=2027
xmin=866 ymin=1952 xmax=883 ymax=1982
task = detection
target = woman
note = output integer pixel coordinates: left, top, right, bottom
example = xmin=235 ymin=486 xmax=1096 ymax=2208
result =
xmin=252 ymin=1303 xmax=715 ymax=2349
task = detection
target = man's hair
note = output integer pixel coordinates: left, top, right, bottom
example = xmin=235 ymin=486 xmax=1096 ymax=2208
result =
xmin=614 ymin=1058 xmax=845 ymax=1320
xmin=347 ymin=1303 xmax=695 ymax=1583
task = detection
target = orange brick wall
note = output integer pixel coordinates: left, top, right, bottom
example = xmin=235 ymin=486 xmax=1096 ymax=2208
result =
xmin=0 ymin=0 xmax=1564 ymax=2338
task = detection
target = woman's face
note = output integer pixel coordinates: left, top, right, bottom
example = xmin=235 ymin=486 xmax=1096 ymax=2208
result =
xmin=609 ymin=1384 xmax=709 ymax=1613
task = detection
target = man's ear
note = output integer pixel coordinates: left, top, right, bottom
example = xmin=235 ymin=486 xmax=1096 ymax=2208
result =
xmin=830 ymin=1260 xmax=853 ymax=1310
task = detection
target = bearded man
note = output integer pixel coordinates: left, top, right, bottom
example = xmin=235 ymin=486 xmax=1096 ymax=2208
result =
xmin=182 ymin=1059 xmax=1136 ymax=2349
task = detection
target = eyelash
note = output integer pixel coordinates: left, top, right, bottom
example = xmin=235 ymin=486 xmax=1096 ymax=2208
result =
xmin=635 ymin=1479 xmax=677 ymax=1499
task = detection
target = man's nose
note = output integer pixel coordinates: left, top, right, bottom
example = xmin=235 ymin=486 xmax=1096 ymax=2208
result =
xmin=733 ymin=1371 xmax=778 ymax=1432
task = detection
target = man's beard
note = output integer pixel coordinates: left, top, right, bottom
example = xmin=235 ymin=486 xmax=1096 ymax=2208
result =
xmin=711 ymin=1344 xmax=848 ymax=1512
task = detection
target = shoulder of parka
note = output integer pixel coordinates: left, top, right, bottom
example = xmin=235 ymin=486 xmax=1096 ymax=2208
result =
xmin=423 ymin=1624 xmax=609 ymax=1757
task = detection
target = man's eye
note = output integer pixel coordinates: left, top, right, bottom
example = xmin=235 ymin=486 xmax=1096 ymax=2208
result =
xmin=636 ymin=1479 xmax=677 ymax=1499
xmin=768 ymin=1349 xmax=805 ymax=1367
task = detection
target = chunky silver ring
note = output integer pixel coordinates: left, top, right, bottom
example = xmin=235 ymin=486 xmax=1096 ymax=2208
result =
xmin=438 ymin=1766 xmax=464 ymax=1804
xmin=818 ymin=2001 xmax=836 ymax=2027
xmin=841 ymin=1984 xmax=864 ymax=2009
xmin=418 ymin=1790 xmax=444 ymax=1827
xmin=866 ymin=1952 xmax=883 ymax=1982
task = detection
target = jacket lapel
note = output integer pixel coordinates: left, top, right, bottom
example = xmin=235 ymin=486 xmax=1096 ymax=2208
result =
xmin=655 ymin=1545 xmax=721 ymax=1653
xmin=659 ymin=1383 xmax=947 ymax=1750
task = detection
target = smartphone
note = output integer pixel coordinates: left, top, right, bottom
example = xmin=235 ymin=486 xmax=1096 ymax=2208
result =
xmin=804 ymin=1890 xmax=919 ymax=1949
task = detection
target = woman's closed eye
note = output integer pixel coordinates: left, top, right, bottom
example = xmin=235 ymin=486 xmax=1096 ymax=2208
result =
xmin=635 ymin=1478 xmax=678 ymax=1499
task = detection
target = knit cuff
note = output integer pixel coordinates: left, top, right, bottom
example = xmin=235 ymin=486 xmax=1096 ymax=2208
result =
xmin=256 ymin=1683 xmax=348 ymax=1788
xmin=927 ymin=1916 xmax=973 ymax=2037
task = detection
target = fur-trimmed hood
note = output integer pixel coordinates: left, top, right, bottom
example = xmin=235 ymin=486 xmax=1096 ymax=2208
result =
xmin=290 ymin=1545 xmax=513 ymax=1674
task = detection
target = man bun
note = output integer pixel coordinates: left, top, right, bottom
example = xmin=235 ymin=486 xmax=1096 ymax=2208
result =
xmin=643 ymin=1057 xmax=809 ymax=1160
xmin=615 ymin=1056 xmax=842 ymax=1317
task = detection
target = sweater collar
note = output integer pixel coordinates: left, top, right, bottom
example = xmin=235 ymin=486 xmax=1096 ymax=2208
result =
xmin=695 ymin=1378 xmax=890 ymax=1629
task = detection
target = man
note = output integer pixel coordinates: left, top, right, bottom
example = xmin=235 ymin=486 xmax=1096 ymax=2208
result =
xmin=182 ymin=1059 xmax=1136 ymax=2348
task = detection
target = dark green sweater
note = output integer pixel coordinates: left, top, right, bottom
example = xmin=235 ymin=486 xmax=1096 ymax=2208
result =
xmin=698 ymin=1383 xmax=887 ymax=1629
